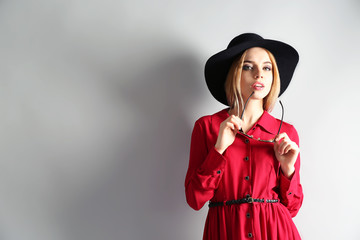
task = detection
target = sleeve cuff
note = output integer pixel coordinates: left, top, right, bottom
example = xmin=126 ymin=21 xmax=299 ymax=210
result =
xmin=279 ymin=170 xmax=297 ymax=196
xmin=198 ymin=146 xmax=226 ymax=176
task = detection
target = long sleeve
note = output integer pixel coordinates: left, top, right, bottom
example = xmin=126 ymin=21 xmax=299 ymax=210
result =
xmin=278 ymin=126 xmax=304 ymax=217
xmin=184 ymin=110 xmax=303 ymax=239
xmin=184 ymin=119 xmax=226 ymax=210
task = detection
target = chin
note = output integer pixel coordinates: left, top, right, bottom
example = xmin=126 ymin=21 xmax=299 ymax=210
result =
xmin=251 ymin=91 xmax=269 ymax=100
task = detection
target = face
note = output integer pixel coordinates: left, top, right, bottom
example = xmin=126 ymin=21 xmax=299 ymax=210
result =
xmin=240 ymin=47 xmax=273 ymax=101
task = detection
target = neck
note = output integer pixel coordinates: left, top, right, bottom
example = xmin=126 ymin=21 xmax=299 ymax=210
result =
xmin=229 ymin=99 xmax=264 ymax=133
xmin=242 ymin=99 xmax=264 ymax=121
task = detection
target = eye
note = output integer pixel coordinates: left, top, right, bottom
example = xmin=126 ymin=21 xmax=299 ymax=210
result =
xmin=242 ymin=65 xmax=253 ymax=70
xmin=263 ymin=66 xmax=272 ymax=71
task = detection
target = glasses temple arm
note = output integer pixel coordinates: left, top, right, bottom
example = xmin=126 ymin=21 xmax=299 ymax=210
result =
xmin=240 ymin=91 xmax=254 ymax=120
xmin=276 ymin=100 xmax=284 ymax=136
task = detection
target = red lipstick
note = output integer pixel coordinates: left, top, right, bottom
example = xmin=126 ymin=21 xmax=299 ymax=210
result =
xmin=252 ymin=82 xmax=265 ymax=90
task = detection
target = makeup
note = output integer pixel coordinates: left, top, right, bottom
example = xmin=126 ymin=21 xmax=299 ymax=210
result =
xmin=252 ymin=82 xmax=264 ymax=90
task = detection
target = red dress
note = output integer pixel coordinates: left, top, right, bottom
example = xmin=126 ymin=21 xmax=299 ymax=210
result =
xmin=185 ymin=109 xmax=303 ymax=240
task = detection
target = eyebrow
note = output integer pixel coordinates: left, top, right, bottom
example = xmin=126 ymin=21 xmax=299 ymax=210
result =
xmin=244 ymin=60 xmax=272 ymax=65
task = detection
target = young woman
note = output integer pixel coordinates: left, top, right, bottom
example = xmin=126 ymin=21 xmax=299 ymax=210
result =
xmin=185 ymin=33 xmax=303 ymax=239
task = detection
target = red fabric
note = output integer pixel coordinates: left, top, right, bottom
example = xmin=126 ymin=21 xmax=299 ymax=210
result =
xmin=185 ymin=109 xmax=303 ymax=240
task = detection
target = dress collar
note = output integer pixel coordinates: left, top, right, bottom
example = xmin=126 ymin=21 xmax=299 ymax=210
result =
xmin=256 ymin=110 xmax=281 ymax=135
xmin=214 ymin=108 xmax=280 ymax=135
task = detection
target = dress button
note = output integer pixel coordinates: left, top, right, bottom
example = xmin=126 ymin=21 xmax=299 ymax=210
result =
xmin=246 ymin=194 xmax=250 ymax=198
xmin=288 ymin=192 xmax=292 ymax=195
xmin=217 ymin=170 xmax=221 ymax=174
xmin=245 ymin=139 xmax=250 ymax=144
xmin=248 ymin=233 xmax=253 ymax=238
xmin=245 ymin=176 xmax=250 ymax=181
xmin=246 ymin=213 xmax=251 ymax=218
xmin=244 ymin=156 xmax=249 ymax=161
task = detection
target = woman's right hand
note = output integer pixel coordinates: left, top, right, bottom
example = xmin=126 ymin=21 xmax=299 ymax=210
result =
xmin=214 ymin=115 xmax=242 ymax=155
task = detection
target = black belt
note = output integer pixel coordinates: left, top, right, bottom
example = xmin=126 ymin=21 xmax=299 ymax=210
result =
xmin=209 ymin=197 xmax=279 ymax=208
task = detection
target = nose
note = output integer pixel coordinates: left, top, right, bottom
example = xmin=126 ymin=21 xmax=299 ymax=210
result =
xmin=254 ymin=67 xmax=263 ymax=79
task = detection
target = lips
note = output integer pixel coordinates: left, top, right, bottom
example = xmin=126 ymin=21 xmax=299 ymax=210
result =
xmin=252 ymin=82 xmax=264 ymax=90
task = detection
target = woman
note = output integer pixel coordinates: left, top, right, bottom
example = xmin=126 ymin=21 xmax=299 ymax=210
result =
xmin=185 ymin=33 xmax=303 ymax=239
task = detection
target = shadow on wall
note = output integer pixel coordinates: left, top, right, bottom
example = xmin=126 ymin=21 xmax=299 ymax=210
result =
xmin=60 ymin=51 xmax=203 ymax=240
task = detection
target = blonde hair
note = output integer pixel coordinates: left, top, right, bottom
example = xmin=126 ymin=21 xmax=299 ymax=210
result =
xmin=225 ymin=48 xmax=280 ymax=116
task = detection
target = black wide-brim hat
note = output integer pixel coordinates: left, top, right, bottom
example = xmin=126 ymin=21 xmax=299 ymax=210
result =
xmin=204 ymin=33 xmax=299 ymax=106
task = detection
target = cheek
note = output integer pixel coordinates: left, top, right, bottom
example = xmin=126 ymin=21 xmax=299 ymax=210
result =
xmin=265 ymin=77 xmax=273 ymax=92
xmin=266 ymin=74 xmax=273 ymax=85
xmin=240 ymin=75 xmax=249 ymax=88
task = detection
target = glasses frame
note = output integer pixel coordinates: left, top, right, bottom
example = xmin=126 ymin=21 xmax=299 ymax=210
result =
xmin=238 ymin=92 xmax=284 ymax=143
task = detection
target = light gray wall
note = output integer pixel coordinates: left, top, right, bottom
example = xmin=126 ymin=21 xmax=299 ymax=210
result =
xmin=0 ymin=0 xmax=359 ymax=239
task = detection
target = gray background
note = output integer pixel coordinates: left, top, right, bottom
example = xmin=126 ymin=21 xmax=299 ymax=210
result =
xmin=1 ymin=0 xmax=360 ymax=239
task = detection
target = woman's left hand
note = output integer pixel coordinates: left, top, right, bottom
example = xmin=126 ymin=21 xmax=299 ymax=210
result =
xmin=273 ymin=133 xmax=300 ymax=178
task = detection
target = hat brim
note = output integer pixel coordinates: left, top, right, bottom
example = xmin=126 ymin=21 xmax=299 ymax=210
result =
xmin=205 ymin=39 xmax=299 ymax=106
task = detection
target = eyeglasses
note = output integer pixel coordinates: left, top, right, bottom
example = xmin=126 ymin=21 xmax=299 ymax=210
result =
xmin=238 ymin=92 xmax=284 ymax=143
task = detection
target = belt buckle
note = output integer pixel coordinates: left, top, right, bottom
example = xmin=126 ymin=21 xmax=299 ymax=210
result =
xmin=246 ymin=197 xmax=254 ymax=203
